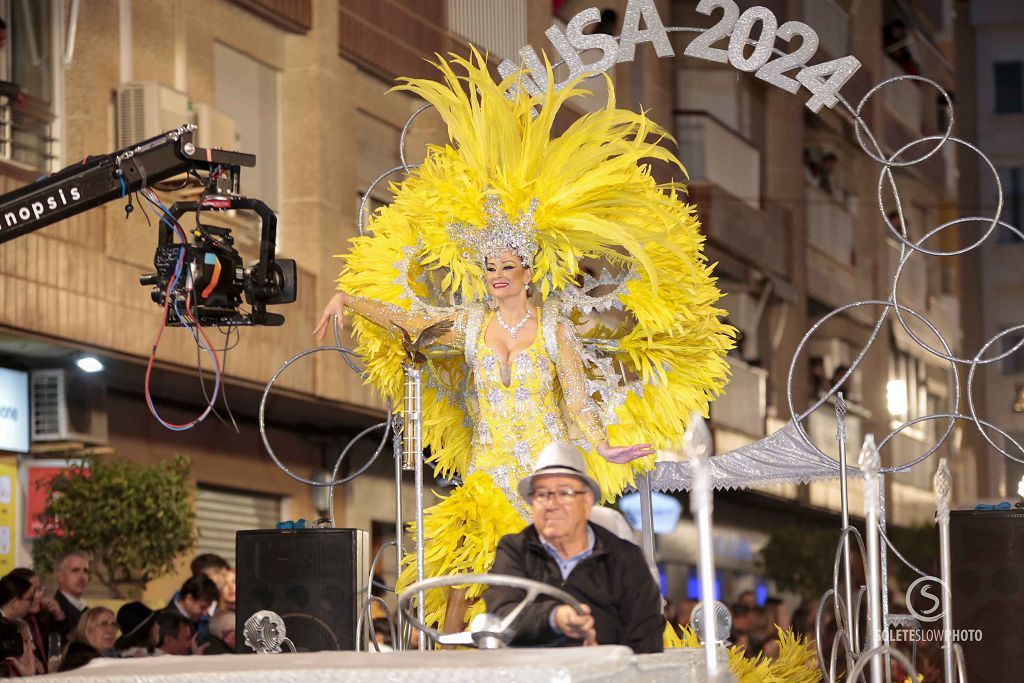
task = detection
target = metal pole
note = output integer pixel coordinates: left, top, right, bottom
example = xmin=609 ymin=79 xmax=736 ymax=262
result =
xmin=414 ymin=433 xmax=426 ymax=650
xmin=403 ymin=364 xmax=422 ymax=471
xmin=403 ymin=363 xmax=427 ymax=650
xmin=859 ymin=435 xmax=884 ymax=683
xmin=637 ymin=471 xmax=656 ymax=569
xmin=879 ymin=474 xmax=891 ymax=676
xmin=934 ymin=458 xmax=954 ymax=683
xmin=691 ymin=452 xmax=719 ymax=678
xmin=392 ymin=416 xmax=405 ymax=650
xmin=835 ymin=394 xmax=856 ymax=655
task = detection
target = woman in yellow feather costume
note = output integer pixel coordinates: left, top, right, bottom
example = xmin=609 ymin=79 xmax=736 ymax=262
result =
xmin=314 ymin=50 xmax=733 ymax=631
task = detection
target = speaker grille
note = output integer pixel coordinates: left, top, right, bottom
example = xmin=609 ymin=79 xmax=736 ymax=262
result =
xmin=951 ymin=510 xmax=1024 ymax=680
xmin=236 ymin=529 xmax=368 ymax=652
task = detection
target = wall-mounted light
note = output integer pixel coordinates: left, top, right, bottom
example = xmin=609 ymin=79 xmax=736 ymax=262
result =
xmin=886 ymin=379 xmax=908 ymax=417
xmin=75 ymin=356 xmax=104 ymax=373
xmin=1018 ymin=474 xmax=1024 ymax=499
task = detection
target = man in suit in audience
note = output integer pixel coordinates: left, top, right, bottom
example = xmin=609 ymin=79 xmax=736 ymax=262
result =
xmin=53 ymin=551 xmax=89 ymax=632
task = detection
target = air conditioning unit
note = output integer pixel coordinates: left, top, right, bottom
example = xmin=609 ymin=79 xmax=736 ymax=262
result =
xmin=116 ymin=81 xmax=192 ymax=148
xmin=30 ymin=369 xmax=108 ymax=445
xmin=193 ymin=103 xmax=237 ymax=151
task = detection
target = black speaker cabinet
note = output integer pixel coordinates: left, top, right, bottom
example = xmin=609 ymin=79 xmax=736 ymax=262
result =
xmin=235 ymin=528 xmax=368 ymax=653
xmin=950 ymin=510 xmax=1024 ymax=681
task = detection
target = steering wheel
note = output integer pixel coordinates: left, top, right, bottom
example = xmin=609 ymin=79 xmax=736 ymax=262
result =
xmin=398 ymin=573 xmax=587 ymax=649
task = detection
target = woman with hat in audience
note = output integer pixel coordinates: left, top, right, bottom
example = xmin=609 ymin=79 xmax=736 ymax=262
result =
xmin=115 ymin=602 xmax=159 ymax=657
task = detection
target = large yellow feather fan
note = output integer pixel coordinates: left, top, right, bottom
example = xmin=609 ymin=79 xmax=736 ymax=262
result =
xmin=337 ymin=49 xmax=733 ymax=499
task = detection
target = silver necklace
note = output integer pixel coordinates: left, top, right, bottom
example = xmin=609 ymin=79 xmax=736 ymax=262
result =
xmin=497 ymin=308 xmax=532 ymax=337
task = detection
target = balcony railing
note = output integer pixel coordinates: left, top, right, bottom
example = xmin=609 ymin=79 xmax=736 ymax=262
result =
xmin=688 ymin=182 xmax=790 ymax=277
xmin=882 ymin=58 xmax=924 ymax=133
xmin=340 ymin=0 xmax=449 ymax=81
xmin=447 ymin=0 xmax=526 ymax=64
xmin=804 ymin=180 xmax=860 ymax=311
xmin=806 ymin=399 xmax=865 ymax=460
xmin=0 ymin=98 xmax=56 ymax=172
xmin=676 ymin=111 xmax=760 ymax=210
xmin=927 ymin=293 xmax=961 ymax=355
xmin=228 ymin=0 xmax=312 ymax=32
xmin=805 ymin=184 xmax=854 ymax=266
xmin=801 ymin=0 xmax=849 ymax=57
xmin=887 ymin=238 xmax=928 ymax=313
xmin=710 ymin=357 xmax=768 ymax=438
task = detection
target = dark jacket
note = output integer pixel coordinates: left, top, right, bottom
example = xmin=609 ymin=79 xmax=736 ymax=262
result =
xmin=57 ymin=640 xmax=102 ymax=672
xmin=197 ymin=633 xmax=234 ymax=655
xmin=53 ymin=592 xmax=84 ymax=634
xmin=26 ymin=610 xmax=69 ymax=664
xmin=487 ymin=522 xmax=664 ymax=653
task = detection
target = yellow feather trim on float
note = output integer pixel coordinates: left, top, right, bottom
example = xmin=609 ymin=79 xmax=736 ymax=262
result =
xmin=664 ymin=624 xmax=822 ymax=683
xmin=395 ymin=471 xmax=527 ymax=629
xmin=336 ymin=49 xmax=734 ymax=500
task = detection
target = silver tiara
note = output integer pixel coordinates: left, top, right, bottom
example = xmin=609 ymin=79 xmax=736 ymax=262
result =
xmin=448 ymin=195 xmax=539 ymax=267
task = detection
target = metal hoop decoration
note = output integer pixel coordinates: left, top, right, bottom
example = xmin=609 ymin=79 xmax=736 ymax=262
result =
xmin=876 ymin=140 xmax=1005 ymax=257
xmin=358 ymin=165 xmax=416 ymax=236
xmin=848 ymin=644 xmax=920 ymax=683
xmin=786 ymin=300 xmax=959 ymax=474
xmin=967 ymin=326 xmax=1024 ymax=463
xmin=850 ymin=75 xmax=953 ymax=168
xmin=399 ymin=104 xmax=433 ymax=173
xmin=258 ymin=345 xmax=392 ymax=495
xmin=355 ymin=594 xmax=398 ymax=653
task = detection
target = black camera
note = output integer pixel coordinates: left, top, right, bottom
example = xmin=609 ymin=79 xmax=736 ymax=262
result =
xmin=140 ymin=197 xmax=296 ymax=326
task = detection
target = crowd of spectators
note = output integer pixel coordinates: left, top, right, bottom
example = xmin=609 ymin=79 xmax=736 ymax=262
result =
xmin=664 ymin=589 xmax=793 ymax=662
xmin=662 ymin=588 xmax=944 ymax=682
xmin=0 ymin=551 xmax=237 ymax=676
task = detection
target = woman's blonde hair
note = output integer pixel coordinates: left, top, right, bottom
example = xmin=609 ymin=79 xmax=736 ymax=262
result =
xmin=71 ymin=607 xmax=116 ymax=648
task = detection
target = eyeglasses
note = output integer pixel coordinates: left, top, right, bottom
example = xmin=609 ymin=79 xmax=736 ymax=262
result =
xmin=529 ymin=488 xmax=587 ymax=505
xmin=94 ymin=621 xmax=118 ymax=630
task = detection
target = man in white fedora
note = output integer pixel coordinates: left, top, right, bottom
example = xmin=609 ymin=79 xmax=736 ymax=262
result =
xmin=486 ymin=442 xmax=664 ymax=653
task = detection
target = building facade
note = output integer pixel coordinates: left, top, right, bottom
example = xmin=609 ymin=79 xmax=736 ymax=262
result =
xmin=957 ymin=0 xmax=1024 ymax=502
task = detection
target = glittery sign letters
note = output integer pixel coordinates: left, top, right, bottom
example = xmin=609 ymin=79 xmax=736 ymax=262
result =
xmin=497 ymin=0 xmax=862 ymax=113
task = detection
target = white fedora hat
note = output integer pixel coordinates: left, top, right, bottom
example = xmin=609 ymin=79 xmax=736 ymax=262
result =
xmin=517 ymin=442 xmax=601 ymax=500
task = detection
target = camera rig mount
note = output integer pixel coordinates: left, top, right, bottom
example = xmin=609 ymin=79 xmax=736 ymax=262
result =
xmin=0 ymin=124 xmax=296 ymax=326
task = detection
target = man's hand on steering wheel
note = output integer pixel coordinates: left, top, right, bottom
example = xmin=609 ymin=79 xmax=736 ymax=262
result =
xmin=553 ymin=604 xmax=597 ymax=646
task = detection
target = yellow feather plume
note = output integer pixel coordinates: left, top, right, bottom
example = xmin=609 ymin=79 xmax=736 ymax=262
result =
xmin=665 ymin=624 xmax=822 ymax=683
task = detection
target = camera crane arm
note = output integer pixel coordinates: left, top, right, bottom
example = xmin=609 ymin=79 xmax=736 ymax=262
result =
xmin=0 ymin=124 xmax=254 ymax=245
xmin=0 ymin=125 xmax=296 ymax=327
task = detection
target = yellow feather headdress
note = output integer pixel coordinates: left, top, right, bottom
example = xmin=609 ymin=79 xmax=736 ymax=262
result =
xmin=338 ymin=49 xmax=734 ymax=499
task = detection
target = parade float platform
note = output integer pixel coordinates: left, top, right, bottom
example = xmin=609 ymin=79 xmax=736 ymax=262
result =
xmin=38 ymin=646 xmax=724 ymax=683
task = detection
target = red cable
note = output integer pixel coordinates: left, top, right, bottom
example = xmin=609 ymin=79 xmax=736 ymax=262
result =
xmin=144 ymin=221 xmax=222 ymax=429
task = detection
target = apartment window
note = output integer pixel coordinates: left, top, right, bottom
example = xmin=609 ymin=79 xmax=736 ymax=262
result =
xmin=888 ymin=350 xmax=926 ymax=421
xmin=1 ymin=0 xmax=62 ymax=170
xmin=994 ymin=62 xmax=1024 ymax=114
xmin=1003 ymin=333 xmax=1024 ymax=375
xmin=997 ymin=167 xmax=1024 ymax=243
xmin=214 ymin=43 xmax=280 ymax=212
